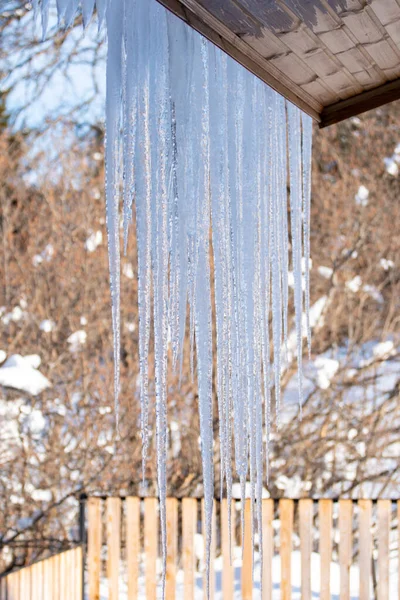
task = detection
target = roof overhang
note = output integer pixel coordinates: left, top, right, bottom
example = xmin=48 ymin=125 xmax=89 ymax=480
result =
xmin=157 ymin=0 xmax=400 ymax=127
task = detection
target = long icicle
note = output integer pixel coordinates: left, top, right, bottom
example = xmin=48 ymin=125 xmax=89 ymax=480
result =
xmin=33 ymin=2 xmax=314 ymax=596
xmin=135 ymin=0 xmax=152 ymax=479
xmin=288 ymin=102 xmax=304 ymax=415
xmin=105 ymin=0 xmax=123 ymax=431
xmin=150 ymin=4 xmax=170 ymax=595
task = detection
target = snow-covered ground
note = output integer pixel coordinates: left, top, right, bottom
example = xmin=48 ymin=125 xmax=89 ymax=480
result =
xmin=93 ymin=549 xmax=399 ymax=599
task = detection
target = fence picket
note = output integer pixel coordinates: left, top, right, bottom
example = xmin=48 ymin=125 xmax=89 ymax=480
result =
xmin=38 ymin=561 xmax=44 ymax=600
xmin=358 ymin=499 xmax=372 ymax=600
xmin=182 ymin=498 xmax=197 ymax=600
xmin=262 ymin=499 xmax=273 ymax=600
xmin=60 ymin=551 xmax=67 ymax=600
xmin=242 ymin=498 xmax=252 ymax=600
xmin=88 ymin=497 xmax=102 ymax=600
xmin=106 ymin=497 xmax=121 ymax=600
xmin=166 ymin=497 xmax=178 ymax=600
xmin=377 ymin=500 xmax=391 ymax=600
xmin=54 ymin=553 xmax=61 ymax=599
xmin=339 ymin=499 xmax=352 ymax=600
xmin=319 ymin=499 xmax=332 ymax=600
xmin=20 ymin=563 xmax=31 ymax=600
xmin=75 ymin=547 xmax=83 ymax=600
xmin=398 ymin=501 xmax=400 ymax=600
xmin=43 ymin=556 xmax=51 ymax=600
xmin=9 ymin=570 xmax=19 ymax=600
xmin=300 ymin=499 xmax=313 ymax=600
xmin=202 ymin=498 xmax=216 ymax=599
xmin=145 ymin=498 xmax=158 ymax=600
xmin=126 ymin=497 xmax=140 ymax=600
xmin=221 ymin=498 xmax=235 ymax=599
xmin=280 ymin=499 xmax=294 ymax=600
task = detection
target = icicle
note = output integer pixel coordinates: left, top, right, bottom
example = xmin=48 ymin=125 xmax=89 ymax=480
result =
xmin=122 ymin=0 xmax=137 ymax=254
xmin=135 ymin=0 xmax=152 ymax=476
xmin=35 ymin=2 xmax=315 ymax=596
xmin=149 ymin=4 xmax=170 ymax=594
xmin=40 ymin=0 xmax=50 ymax=39
xmin=288 ymin=101 xmax=304 ymax=415
xmin=302 ymin=113 xmax=313 ymax=358
xmin=166 ymin=14 xmax=190 ymax=373
xmin=194 ymin=37 xmax=214 ymax=598
xmin=82 ymin=0 xmax=95 ymax=28
xmin=270 ymin=94 xmax=283 ymax=426
xmin=104 ymin=0 xmax=123 ymax=429
xmin=96 ymin=0 xmax=108 ymax=31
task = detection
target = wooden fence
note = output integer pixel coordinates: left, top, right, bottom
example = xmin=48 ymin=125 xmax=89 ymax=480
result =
xmin=0 ymin=546 xmax=82 ymax=600
xmin=0 ymin=497 xmax=398 ymax=599
xmin=85 ymin=496 xmax=399 ymax=600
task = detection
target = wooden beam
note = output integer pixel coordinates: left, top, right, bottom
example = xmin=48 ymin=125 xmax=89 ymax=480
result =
xmin=156 ymin=0 xmax=322 ymax=122
xmin=320 ymin=78 xmax=400 ymax=128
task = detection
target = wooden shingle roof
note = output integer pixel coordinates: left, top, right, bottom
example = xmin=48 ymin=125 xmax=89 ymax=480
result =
xmin=158 ymin=0 xmax=400 ymax=126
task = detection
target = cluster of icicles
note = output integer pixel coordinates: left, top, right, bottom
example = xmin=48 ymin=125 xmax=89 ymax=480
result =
xmin=35 ymin=0 xmax=313 ymax=594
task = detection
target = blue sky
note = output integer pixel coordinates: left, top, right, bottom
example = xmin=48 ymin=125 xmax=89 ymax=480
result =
xmin=1 ymin=5 xmax=106 ymax=130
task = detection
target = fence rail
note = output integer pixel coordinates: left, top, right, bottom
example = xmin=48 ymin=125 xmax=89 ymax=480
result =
xmin=0 ymin=546 xmax=82 ymax=600
xmin=85 ymin=496 xmax=400 ymax=600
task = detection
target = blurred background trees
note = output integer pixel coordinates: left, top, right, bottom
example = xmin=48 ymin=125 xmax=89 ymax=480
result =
xmin=0 ymin=0 xmax=399 ymax=572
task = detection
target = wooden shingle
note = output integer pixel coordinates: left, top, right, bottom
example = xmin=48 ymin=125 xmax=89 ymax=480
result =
xmin=157 ymin=0 xmax=400 ymax=126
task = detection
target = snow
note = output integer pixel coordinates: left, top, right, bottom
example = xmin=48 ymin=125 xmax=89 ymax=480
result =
xmin=1 ymin=305 xmax=25 ymax=325
xmin=122 ymin=262 xmax=134 ymax=279
xmin=0 ymin=354 xmax=51 ymax=395
xmin=380 ymin=258 xmax=394 ymax=271
xmin=85 ymin=230 xmax=103 ymax=252
xmin=363 ymin=284 xmax=384 ymax=304
xmin=384 ymin=142 xmax=400 ymax=176
xmin=31 ymin=489 xmax=52 ymax=502
xmin=32 ymin=243 xmax=54 ymax=267
xmin=312 ymin=356 xmax=340 ymax=389
xmin=40 ymin=319 xmax=55 ymax=333
xmin=318 ymin=265 xmax=333 ymax=279
xmin=384 ymin=157 xmax=398 ymax=176
xmin=67 ymin=330 xmax=87 ymax=352
xmin=231 ymin=482 xmax=270 ymax=499
xmin=0 ymin=350 xmax=6 ymax=363
xmin=372 ymin=340 xmax=395 ymax=360
xmin=286 ymin=297 xmax=328 ymax=366
xmin=346 ymin=278 xmax=384 ymax=303
xmin=282 ymin=354 xmax=338 ymax=422
xmin=346 ymin=276 xmax=362 ymax=293
xmin=169 ymin=421 xmax=181 ymax=458
xmin=92 ymin=549 xmax=399 ymax=599
xmin=24 ymin=354 xmax=41 ymax=369
xmin=354 ymin=184 xmax=369 ymax=206
xmin=0 ymin=397 xmax=24 ymax=460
